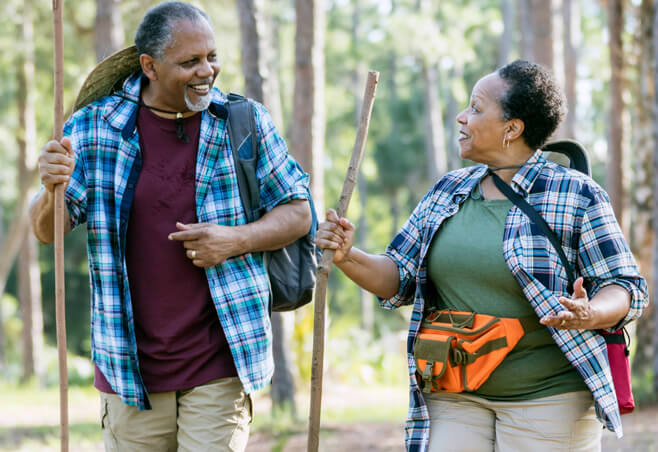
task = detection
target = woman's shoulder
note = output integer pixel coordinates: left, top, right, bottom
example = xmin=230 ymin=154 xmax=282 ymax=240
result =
xmin=538 ymin=160 xmax=610 ymax=206
xmin=433 ymin=165 xmax=484 ymax=192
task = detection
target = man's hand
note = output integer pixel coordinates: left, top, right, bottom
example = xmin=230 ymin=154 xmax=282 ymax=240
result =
xmin=168 ymin=222 xmax=245 ymax=268
xmin=540 ymin=277 xmax=595 ymax=330
xmin=39 ymin=137 xmax=75 ymax=192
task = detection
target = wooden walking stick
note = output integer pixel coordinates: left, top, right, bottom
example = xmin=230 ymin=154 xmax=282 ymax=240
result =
xmin=52 ymin=1 xmax=69 ymax=451
xmin=307 ymin=70 xmax=379 ymax=452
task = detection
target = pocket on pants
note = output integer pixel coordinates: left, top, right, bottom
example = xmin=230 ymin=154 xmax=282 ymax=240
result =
xmin=99 ymin=394 xmax=119 ymax=451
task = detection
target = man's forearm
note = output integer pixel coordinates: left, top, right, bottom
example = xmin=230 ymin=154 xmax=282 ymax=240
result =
xmin=29 ymin=190 xmax=71 ymax=244
xmin=241 ymin=199 xmax=311 ymax=252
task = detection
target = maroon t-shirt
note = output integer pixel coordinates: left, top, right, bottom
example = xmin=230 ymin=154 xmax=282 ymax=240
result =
xmin=95 ymin=107 xmax=237 ymax=393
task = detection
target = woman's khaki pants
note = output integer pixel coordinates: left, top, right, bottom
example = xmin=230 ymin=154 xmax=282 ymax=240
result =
xmin=99 ymin=377 xmax=252 ymax=452
xmin=425 ymin=391 xmax=602 ymax=452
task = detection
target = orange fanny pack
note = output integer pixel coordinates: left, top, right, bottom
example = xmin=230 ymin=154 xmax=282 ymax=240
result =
xmin=414 ymin=310 xmax=541 ymax=393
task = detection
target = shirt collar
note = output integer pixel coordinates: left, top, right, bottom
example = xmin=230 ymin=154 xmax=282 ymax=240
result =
xmin=509 ymin=150 xmax=547 ymax=196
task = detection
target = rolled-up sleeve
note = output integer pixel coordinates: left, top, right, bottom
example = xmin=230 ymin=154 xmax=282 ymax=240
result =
xmin=253 ymin=103 xmax=310 ymax=212
xmin=577 ymin=187 xmax=649 ymax=329
xmin=62 ymin=114 xmax=88 ymax=229
xmin=379 ymin=197 xmax=427 ymax=309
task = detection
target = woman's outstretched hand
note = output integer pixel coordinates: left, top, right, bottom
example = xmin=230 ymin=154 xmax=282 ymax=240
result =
xmin=540 ymin=277 xmax=595 ymax=330
xmin=315 ymin=209 xmax=355 ymax=264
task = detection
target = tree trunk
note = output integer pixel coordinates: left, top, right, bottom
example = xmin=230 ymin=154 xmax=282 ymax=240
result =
xmin=236 ymin=0 xmax=265 ymax=102
xmin=529 ymin=0 xmax=554 ymax=69
xmin=16 ymin=0 xmax=44 ymax=382
xmin=292 ymin=0 xmax=326 ymax=214
xmin=422 ymin=62 xmax=447 ymax=183
xmin=499 ymin=0 xmax=513 ymax=66
xmin=562 ymin=0 xmax=578 ymax=139
xmin=94 ymin=0 xmax=124 ymax=62
xmin=350 ymin=0 xmax=374 ymax=333
xmin=628 ymin=0 xmax=655 ymax=380
xmin=0 ymin=204 xmax=5 ymax=370
xmin=237 ymin=0 xmax=298 ymax=416
xmin=518 ymin=0 xmax=534 ymax=61
xmin=418 ymin=1 xmax=446 ymax=184
xmin=652 ymin=0 xmax=658 ymax=396
xmin=607 ymin=0 xmax=624 ymax=224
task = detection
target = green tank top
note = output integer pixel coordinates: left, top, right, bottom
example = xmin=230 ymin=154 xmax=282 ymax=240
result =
xmin=426 ymin=188 xmax=587 ymax=400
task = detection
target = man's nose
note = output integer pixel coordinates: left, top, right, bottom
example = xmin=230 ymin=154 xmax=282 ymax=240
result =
xmin=198 ymin=59 xmax=213 ymax=78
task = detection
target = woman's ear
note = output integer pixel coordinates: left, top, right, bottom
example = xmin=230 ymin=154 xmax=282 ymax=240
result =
xmin=505 ymin=118 xmax=525 ymax=142
xmin=139 ymin=54 xmax=158 ymax=81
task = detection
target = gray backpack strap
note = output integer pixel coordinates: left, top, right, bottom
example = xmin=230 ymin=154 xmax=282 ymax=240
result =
xmin=226 ymin=93 xmax=260 ymax=222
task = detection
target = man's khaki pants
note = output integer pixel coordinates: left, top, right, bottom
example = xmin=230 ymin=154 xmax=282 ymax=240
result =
xmin=100 ymin=377 xmax=252 ymax=452
xmin=425 ymin=391 xmax=602 ymax=451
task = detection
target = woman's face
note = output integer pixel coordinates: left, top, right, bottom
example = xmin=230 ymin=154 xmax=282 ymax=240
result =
xmin=456 ymin=73 xmax=511 ymax=165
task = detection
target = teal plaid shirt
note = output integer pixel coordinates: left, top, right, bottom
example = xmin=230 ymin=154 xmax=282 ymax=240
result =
xmin=382 ymin=151 xmax=649 ymax=451
xmin=63 ymin=73 xmax=310 ymax=409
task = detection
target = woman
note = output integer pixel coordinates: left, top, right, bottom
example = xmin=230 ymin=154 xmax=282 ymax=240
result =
xmin=316 ymin=60 xmax=648 ymax=452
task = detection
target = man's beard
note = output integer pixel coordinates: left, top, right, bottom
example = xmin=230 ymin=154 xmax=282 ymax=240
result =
xmin=184 ymin=89 xmax=212 ymax=112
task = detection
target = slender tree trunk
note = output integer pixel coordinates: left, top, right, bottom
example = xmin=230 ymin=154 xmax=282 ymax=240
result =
xmin=0 ymin=204 xmax=5 ymax=370
xmin=499 ymin=0 xmax=513 ymax=66
xmin=651 ymin=0 xmax=658 ymax=396
xmin=350 ymin=0 xmax=373 ymax=333
xmin=530 ymin=0 xmax=554 ymax=69
xmin=236 ymin=0 xmax=265 ymax=102
xmin=518 ymin=0 xmax=534 ymax=61
xmin=94 ymin=0 xmax=124 ymax=62
xmin=562 ymin=0 xmax=577 ymax=139
xmin=418 ymin=1 xmax=446 ymax=184
xmin=17 ymin=0 xmax=44 ymax=382
xmin=292 ymin=0 xmax=326 ymax=214
xmin=237 ymin=0 xmax=297 ymax=416
xmin=629 ymin=0 xmax=655 ymax=382
xmin=607 ymin=0 xmax=624 ymax=223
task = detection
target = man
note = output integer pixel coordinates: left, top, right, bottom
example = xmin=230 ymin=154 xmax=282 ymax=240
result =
xmin=29 ymin=2 xmax=311 ymax=450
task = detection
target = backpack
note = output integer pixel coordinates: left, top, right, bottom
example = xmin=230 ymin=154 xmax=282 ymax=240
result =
xmin=225 ymin=93 xmax=321 ymax=312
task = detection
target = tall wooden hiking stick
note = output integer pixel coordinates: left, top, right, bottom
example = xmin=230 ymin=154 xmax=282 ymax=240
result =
xmin=307 ymin=71 xmax=379 ymax=452
xmin=52 ymin=1 xmax=69 ymax=451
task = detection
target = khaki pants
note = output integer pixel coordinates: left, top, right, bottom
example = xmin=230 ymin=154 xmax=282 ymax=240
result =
xmin=100 ymin=377 xmax=252 ymax=452
xmin=425 ymin=391 xmax=602 ymax=452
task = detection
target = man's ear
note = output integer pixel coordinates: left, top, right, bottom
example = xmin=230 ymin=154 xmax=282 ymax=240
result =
xmin=505 ymin=118 xmax=525 ymax=142
xmin=140 ymin=54 xmax=158 ymax=81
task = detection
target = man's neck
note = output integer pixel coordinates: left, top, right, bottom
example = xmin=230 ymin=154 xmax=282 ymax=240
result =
xmin=141 ymin=84 xmax=197 ymax=119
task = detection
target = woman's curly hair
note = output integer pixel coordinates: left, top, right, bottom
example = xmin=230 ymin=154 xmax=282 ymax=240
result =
xmin=498 ymin=60 xmax=566 ymax=149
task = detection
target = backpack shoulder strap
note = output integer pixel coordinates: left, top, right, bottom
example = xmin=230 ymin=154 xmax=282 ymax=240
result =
xmin=226 ymin=93 xmax=260 ymax=223
xmin=490 ymin=170 xmax=576 ymax=294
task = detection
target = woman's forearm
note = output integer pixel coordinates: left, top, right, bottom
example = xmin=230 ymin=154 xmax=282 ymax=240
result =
xmin=589 ymin=284 xmax=631 ymax=329
xmin=335 ymin=247 xmax=400 ymax=299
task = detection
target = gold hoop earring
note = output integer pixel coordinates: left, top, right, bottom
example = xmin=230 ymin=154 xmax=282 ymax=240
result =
xmin=502 ymin=136 xmax=510 ymax=149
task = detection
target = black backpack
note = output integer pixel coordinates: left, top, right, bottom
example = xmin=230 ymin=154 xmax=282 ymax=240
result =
xmin=225 ymin=93 xmax=321 ymax=312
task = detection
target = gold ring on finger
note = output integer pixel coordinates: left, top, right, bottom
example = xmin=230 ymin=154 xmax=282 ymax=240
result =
xmin=190 ymin=250 xmax=197 ymax=259
xmin=560 ymin=319 xmax=566 ymax=328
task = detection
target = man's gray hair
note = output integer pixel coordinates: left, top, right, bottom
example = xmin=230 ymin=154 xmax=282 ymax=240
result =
xmin=134 ymin=1 xmax=211 ymax=60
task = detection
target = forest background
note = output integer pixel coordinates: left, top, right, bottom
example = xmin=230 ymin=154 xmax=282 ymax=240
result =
xmin=0 ymin=0 xmax=657 ymax=450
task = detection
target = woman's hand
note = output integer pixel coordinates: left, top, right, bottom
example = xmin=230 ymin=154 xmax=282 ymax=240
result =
xmin=540 ymin=277 xmax=596 ymax=330
xmin=315 ymin=209 xmax=355 ymax=264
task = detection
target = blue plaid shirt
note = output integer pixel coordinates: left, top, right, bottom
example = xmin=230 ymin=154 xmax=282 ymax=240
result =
xmin=63 ymin=73 xmax=310 ymax=409
xmin=381 ymin=151 xmax=649 ymax=451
